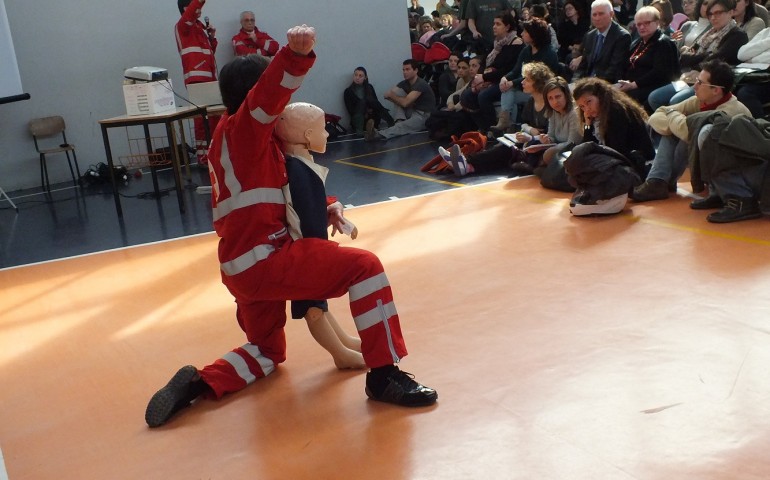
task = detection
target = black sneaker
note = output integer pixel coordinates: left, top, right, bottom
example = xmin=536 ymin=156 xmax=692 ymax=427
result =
xmin=366 ymin=368 xmax=438 ymax=407
xmin=145 ymin=365 xmax=203 ymax=428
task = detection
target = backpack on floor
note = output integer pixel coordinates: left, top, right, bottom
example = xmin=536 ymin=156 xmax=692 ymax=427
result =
xmin=421 ymin=131 xmax=487 ymax=174
xmin=324 ymin=113 xmax=347 ymax=140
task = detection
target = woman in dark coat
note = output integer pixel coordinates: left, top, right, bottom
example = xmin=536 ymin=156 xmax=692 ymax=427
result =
xmin=343 ymin=67 xmax=394 ymax=135
xmin=615 ymin=6 xmax=681 ymax=111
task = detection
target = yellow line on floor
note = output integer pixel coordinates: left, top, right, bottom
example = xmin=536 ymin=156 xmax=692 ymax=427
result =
xmin=470 ymin=181 xmax=770 ymax=246
xmin=334 ymin=144 xmax=770 ymax=247
xmin=631 ymin=216 xmax=770 ymax=246
xmin=332 ymin=142 xmax=466 ymax=187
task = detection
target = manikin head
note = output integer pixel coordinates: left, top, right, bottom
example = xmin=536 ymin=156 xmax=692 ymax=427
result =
xmin=275 ymin=103 xmax=329 ymax=155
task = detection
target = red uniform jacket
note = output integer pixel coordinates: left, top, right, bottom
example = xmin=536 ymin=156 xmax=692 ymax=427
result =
xmin=175 ymin=0 xmax=218 ymax=85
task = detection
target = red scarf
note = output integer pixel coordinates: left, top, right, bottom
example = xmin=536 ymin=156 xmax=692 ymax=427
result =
xmin=700 ymin=92 xmax=732 ymax=111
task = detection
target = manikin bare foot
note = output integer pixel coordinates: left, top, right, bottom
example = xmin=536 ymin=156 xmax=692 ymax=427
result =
xmin=333 ymin=348 xmax=366 ymax=370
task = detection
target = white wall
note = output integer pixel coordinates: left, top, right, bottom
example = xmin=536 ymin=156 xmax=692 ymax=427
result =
xmin=0 ymin=1 xmax=410 ymax=191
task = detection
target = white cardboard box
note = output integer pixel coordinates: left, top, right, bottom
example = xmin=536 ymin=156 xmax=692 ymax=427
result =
xmin=123 ymin=80 xmax=176 ymax=116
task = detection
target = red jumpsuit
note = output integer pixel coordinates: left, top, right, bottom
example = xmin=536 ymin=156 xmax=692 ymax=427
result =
xmin=201 ymin=46 xmax=408 ymax=399
xmin=231 ymin=28 xmax=279 ymax=57
xmin=174 ymin=0 xmax=219 ymax=164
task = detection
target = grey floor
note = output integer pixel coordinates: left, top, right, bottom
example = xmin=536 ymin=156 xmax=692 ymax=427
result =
xmin=0 ymin=132 xmax=504 ymax=269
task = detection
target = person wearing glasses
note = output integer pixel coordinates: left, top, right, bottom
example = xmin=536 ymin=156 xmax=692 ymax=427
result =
xmin=671 ymin=0 xmax=712 ymax=50
xmin=631 ymin=59 xmax=751 ymax=202
xmin=647 ymin=0 xmax=748 ymax=110
xmin=231 ymin=10 xmax=279 ymax=57
xmin=615 ymin=6 xmax=680 ymax=111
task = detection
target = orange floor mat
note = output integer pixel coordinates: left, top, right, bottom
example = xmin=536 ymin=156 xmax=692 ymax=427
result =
xmin=1 ymin=178 xmax=770 ymax=479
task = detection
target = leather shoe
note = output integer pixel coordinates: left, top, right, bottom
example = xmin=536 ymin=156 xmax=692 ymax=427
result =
xmin=690 ymin=195 xmax=724 ymax=210
xmin=707 ymin=196 xmax=762 ymax=223
xmin=631 ymin=178 xmax=668 ymax=202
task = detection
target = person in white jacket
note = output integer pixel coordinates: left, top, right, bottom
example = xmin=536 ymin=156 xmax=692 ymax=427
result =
xmin=735 ymin=26 xmax=770 ymax=117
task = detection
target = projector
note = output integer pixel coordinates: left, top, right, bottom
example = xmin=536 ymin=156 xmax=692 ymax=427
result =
xmin=124 ymin=66 xmax=168 ymax=82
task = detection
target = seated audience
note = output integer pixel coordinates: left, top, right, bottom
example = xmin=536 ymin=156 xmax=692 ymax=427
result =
xmin=365 ymin=59 xmax=436 ymax=141
xmin=410 ymin=0 xmax=426 ymax=17
xmin=613 ymin=0 xmax=637 ymax=26
xmin=650 ymin=0 xmax=676 ymax=35
xmin=496 ymin=18 xmax=560 ymax=131
xmin=460 ymin=12 xmax=525 ymax=131
xmin=572 ymin=77 xmax=655 ymax=174
xmin=697 ymin=114 xmax=770 ymax=223
xmin=671 ymin=0 xmax=712 ymax=49
xmin=231 ymin=10 xmax=278 ymax=57
xmin=631 ymin=59 xmax=752 ymax=202
xmin=557 ymin=0 xmax=592 ymax=62
xmin=615 ymin=6 xmax=680 ymax=110
xmin=648 ymin=0 xmax=749 ymax=110
xmin=426 ymin=56 xmax=480 ymax=140
xmin=343 ymin=67 xmax=395 ymax=136
xmin=570 ymin=0 xmax=633 ymax=84
xmin=735 ymin=26 xmax=770 ymax=117
xmin=463 ymin=0 xmax=514 ymax=54
xmin=734 ymin=0 xmax=766 ymax=40
xmin=438 ymin=54 xmax=461 ymax=106
xmin=444 ymin=72 xmax=582 ymax=177
xmin=530 ymin=3 xmax=561 ymax=50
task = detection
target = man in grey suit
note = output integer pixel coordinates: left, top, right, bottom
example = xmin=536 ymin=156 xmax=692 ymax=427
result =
xmin=569 ymin=0 xmax=631 ymax=84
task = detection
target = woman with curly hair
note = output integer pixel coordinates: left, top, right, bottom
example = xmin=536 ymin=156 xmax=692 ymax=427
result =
xmin=571 ymin=77 xmax=655 ymax=176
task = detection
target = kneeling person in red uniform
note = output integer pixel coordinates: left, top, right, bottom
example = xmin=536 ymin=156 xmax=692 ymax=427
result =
xmin=145 ymin=24 xmax=437 ymax=428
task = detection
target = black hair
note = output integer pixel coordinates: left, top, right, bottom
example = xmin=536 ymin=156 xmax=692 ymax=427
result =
xmin=218 ymin=54 xmax=271 ymax=115
xmin=178 ymin=0 xmax=191 ymax=15
xmin=496 ymin=11 xmax=517 ymax=32
xmin=706 ymin=0 xmax=737 ymax=14
xmin=701 ymin=58 xmax=735 ymax=92
xmin=523 ymin=18 xmax=552 ymax=49
xmin=695 ymin=0 xmax=709 ymax=19
xmin=403 ymin=58 xmax=421 ymax=70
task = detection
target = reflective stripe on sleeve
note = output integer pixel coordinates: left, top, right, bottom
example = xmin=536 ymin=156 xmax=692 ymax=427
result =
xmin=280 ymin=72 xmax=305 ymax=90
xmin=251 ymin=107 xmax=277 ymax=124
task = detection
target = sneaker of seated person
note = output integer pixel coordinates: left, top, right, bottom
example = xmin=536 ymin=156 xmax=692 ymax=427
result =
xmin=690 ymin=194 xmax=724 ymax=210
xmin=449 ymin=144 xmax=469 ymax=176
xmin=706 ymin=196 xmax=762 ymax=223
xmin=631 ymin=178 xmax=669 ymax=202
xmin=365 ymin=365 xmax=438 ymax=407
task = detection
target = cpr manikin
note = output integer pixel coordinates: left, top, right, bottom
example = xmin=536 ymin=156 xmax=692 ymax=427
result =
xmin=275 ymin=102 xmax=364 ymax=369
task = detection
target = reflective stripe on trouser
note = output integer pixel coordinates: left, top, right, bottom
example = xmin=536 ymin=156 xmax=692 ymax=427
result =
xmin=206 ymin=239 xmax=408 ymax=398
xmin=193 ymin=115 xmax=220 ymax=162
xmin=199 ymin=342 xmax=276 ymax=399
